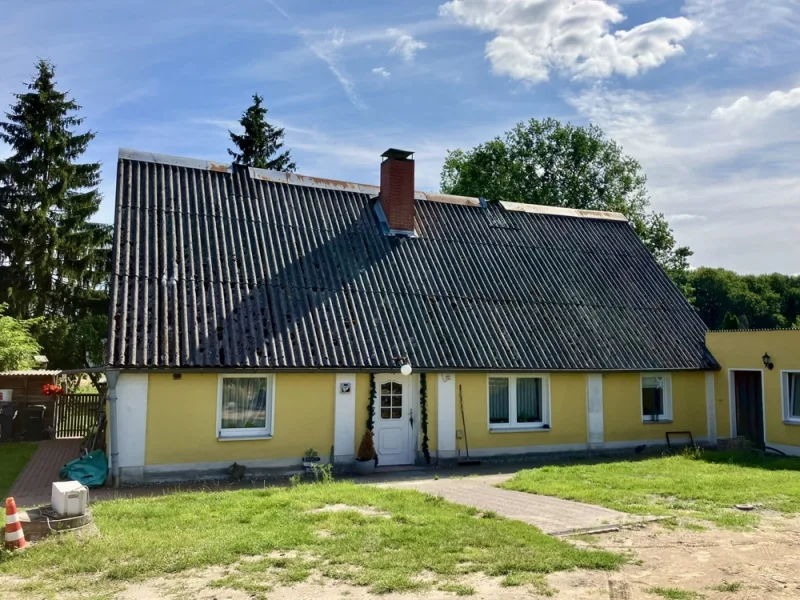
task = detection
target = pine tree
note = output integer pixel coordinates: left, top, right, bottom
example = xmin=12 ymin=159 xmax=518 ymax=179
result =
xmin=0 ymin=59 xmax=111 ymax=318
xmin=228 ymin=94 xmax=296 ymax=172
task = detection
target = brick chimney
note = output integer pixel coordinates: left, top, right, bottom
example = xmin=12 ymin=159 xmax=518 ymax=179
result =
xmin=379 ymin=149 xmax=416 ymax=235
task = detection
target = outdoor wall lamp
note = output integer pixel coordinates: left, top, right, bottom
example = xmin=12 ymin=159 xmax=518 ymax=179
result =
xmin=394 ymin=355 xmax=413 ymax=376
xmin=762 ymin=352 xmax=774 ymax=370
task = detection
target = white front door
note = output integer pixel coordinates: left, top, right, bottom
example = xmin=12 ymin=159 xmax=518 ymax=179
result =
xmin=374 ymin=375 xmax=414 ymax=466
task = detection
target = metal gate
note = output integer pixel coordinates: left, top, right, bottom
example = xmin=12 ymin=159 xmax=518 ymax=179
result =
xmin=54 ymin=393 xmax=104 ymax=439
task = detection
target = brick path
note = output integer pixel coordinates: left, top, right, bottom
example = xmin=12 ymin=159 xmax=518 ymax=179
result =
xmin=8 ymin=439 xmax=82 ymax=507
xmin=383 ymin=474 xmax=646 ymax=535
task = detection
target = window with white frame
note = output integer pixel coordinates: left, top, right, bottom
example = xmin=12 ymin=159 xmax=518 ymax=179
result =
xmin=783 ymin=372 xmax=800 ymax=423
xmin=488 ymin=374 xmax=550 ymax=430
xmin=217 ymin=375 xmax=273 ymax=439
xmin=641 ymin=374 xmax=672 ymax=421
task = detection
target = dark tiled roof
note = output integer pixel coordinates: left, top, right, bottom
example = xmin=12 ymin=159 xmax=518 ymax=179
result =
xmin=108 ymin=152 xmax=712 ymax=371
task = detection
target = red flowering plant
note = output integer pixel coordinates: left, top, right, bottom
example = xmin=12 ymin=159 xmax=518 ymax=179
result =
xmin=42 ymin=383 xmax=64 ymax=396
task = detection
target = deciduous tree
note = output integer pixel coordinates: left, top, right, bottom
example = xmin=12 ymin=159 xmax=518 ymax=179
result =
xmin=440 ymin=118 xmax=691 ymax=280
xmin=0 ymin=304 xmax=40 ymax=371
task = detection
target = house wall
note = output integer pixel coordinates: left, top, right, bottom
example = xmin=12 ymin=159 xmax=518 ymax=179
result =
xmin=455 ymin=373 xmax=588 ymax=454
xmin=454 ymin=371 xmax=708 ymax=456
xmin=603 ymin=372 xmax=708 ymax=443
xmin=118 ymin=367 xmax=712 ymax=482
xmin=424 ymin=374 xmax=438 ymax=457
xmin=143 ymin=373 xmax=335 ymax=476
xmin=706 ymin=330 xmax=800 ymax=453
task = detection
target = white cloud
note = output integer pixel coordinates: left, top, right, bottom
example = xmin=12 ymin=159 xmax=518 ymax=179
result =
xmin=683 ymin=0 xmax=799 ymax=66
xmin=265 ymin=2 xmax=366 ymax=110
xmin=372 ymin=67 xmax=391 ymax=78
xmin=683 ymin=0 xmax=797 ymax=43
xmin=567 ymin=86 xmax=800 ymax=273
xmin=388 ymin=28 xmax=428 ymax=62
xmin=668 ymin=214 xmax=707 ymax=222
xmin=438 ymin=0 xmax=695 ymax=84
xmin=307 ymin=29 xmax=366 ymax=110
xmin=712 ymin=87 xmax=800 ymax=122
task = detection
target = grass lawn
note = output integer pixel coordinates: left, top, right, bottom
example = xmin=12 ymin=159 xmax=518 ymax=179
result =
xmin=502 ymin=450 xmax=800 ymax=529
xmin=0 ymin=442 xmax=38 ymax=499
xmin=0 ymin=481 xmax=622 ymax=598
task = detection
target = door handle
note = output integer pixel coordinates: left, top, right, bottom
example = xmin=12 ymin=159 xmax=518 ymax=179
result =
xmin=409 ymin=408 xmax=414 ymax=428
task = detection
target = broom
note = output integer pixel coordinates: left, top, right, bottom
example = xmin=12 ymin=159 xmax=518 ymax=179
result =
xmin=457 ymin=384 xmax=481 ymax=466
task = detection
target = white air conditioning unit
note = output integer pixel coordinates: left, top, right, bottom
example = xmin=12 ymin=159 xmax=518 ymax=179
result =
xmin=51 ymin=481 xmax=89 ymax=517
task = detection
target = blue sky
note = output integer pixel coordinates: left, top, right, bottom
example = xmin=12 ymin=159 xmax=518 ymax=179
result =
xmin=2 ymin=0 xmax=799 ymax=273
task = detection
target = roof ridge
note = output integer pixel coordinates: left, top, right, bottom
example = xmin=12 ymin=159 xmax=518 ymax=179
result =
xmin=710 ymin=328 xmax=800 ymax=333
xmin=118 ymin=148 xmax=627 ymax=222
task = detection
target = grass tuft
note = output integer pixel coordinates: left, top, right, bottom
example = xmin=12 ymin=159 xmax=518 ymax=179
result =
xmin=501 ymin=572 xmax=555 ymax=595
xmin=211 ymin=574 xmax=272 ymax=599
xmin=712 ymin=580 xmax=743 ymax=592
xmin=438 ymin=582 xmax=476 ymax=595
xmin=647 ymin=586 xmax=704 ymax=599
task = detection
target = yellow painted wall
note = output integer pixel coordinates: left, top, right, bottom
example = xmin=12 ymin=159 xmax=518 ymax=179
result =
xmin=603 ymin=372 xmax=707 ymax=442
xmin=424 ymin=374 xmax=438 ymax=454
xmin=145 ymin=373 xmax=335 ymax=465
xmin=144 ymin=368 xmax=715 ymax=465
xmin=455 ymin=372 xmax=588 ymax=449
xmin=706 ymin=330 xmax=800 ymax=447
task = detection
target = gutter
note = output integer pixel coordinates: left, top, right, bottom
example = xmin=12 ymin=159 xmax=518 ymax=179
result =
xmin=106 ymin=369 xmax=121 ymax=488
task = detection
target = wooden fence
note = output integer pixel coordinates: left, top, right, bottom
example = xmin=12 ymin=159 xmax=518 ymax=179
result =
xmin=54 ymin=393 xmax=104 ymax=439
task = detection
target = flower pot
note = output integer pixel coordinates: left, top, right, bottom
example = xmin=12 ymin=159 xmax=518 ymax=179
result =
xmin=353 ymin=458 xmax=376 ymax=476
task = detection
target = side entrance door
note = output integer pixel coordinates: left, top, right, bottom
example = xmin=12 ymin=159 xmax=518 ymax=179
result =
xmin=373 ymin=374 xmax=414 ymax=466
xmin=733 ymin=370 xmax=765 ymax=447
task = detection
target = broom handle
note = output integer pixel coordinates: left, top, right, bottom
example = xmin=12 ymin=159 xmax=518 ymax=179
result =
xmin=459 ymin=385 xmax=470 ymax=458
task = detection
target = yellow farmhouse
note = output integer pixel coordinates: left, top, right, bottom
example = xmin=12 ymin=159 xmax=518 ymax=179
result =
xmin=104 ymin=148 xmax=797 ymax=484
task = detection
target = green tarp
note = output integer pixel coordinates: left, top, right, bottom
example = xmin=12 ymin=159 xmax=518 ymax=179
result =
xmin=59 ymin=450 xmax=108 ymax=488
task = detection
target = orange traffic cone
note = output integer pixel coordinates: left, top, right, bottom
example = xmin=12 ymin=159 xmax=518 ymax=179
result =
xmin=4 ymin=497 xmax=28 ymax=550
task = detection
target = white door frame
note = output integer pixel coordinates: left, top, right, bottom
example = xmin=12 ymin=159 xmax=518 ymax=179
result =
xmin=373 ymin=373 xmax=416 ymax=465
xmin=727 ymin=368 xmax=767 ymax=445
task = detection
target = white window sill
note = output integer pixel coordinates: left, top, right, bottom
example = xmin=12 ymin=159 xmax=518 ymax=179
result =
xmin=217 ymin=434 xmax=273 ymax=442
xmin=641 ymin=419 xmax=673 ymax=424
xmin=783 ymin=420 xmax=800 ymax=426
xmin=489 ymin=426 xmax=550 ymax=433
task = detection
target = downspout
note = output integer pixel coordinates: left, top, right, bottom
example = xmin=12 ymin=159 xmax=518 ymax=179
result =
xmin=106 ymin=369 xmax=121 ymax=488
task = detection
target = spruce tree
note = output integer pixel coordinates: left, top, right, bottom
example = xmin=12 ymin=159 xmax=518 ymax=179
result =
xmin=228 ymin=94 xmax=296 ymax=172
xmin=0 ymin=59 xmax=111 ymax=318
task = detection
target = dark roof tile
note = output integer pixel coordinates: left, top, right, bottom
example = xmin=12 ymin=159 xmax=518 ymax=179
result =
xmin=108 ymin=154 xmax=711 ymax=371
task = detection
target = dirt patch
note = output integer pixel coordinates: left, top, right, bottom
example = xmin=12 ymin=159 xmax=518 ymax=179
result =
xmin=558 ymin=515 xmax=800 ymax=599
xmin=308 ymin=504 xmax=390 ymax=518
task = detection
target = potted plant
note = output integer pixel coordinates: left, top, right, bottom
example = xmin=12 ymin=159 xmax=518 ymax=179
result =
xmin=303 ymin=448 xmax=320 ymax=471
xmin=354 ymin=430 xmax=377 ymax=475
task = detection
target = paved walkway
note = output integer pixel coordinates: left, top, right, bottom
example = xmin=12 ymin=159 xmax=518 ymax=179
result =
xmin=7 ymin=454 xmax=650 ymax=536
xmin=8 ymin=439 xmax=82 ymax=507
xmin=382 ymin=474 xmax=643 ymax=536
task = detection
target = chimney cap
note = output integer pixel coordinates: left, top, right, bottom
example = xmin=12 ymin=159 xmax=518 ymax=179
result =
xmin=381 ymin=148 xmax=414 ymax=161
